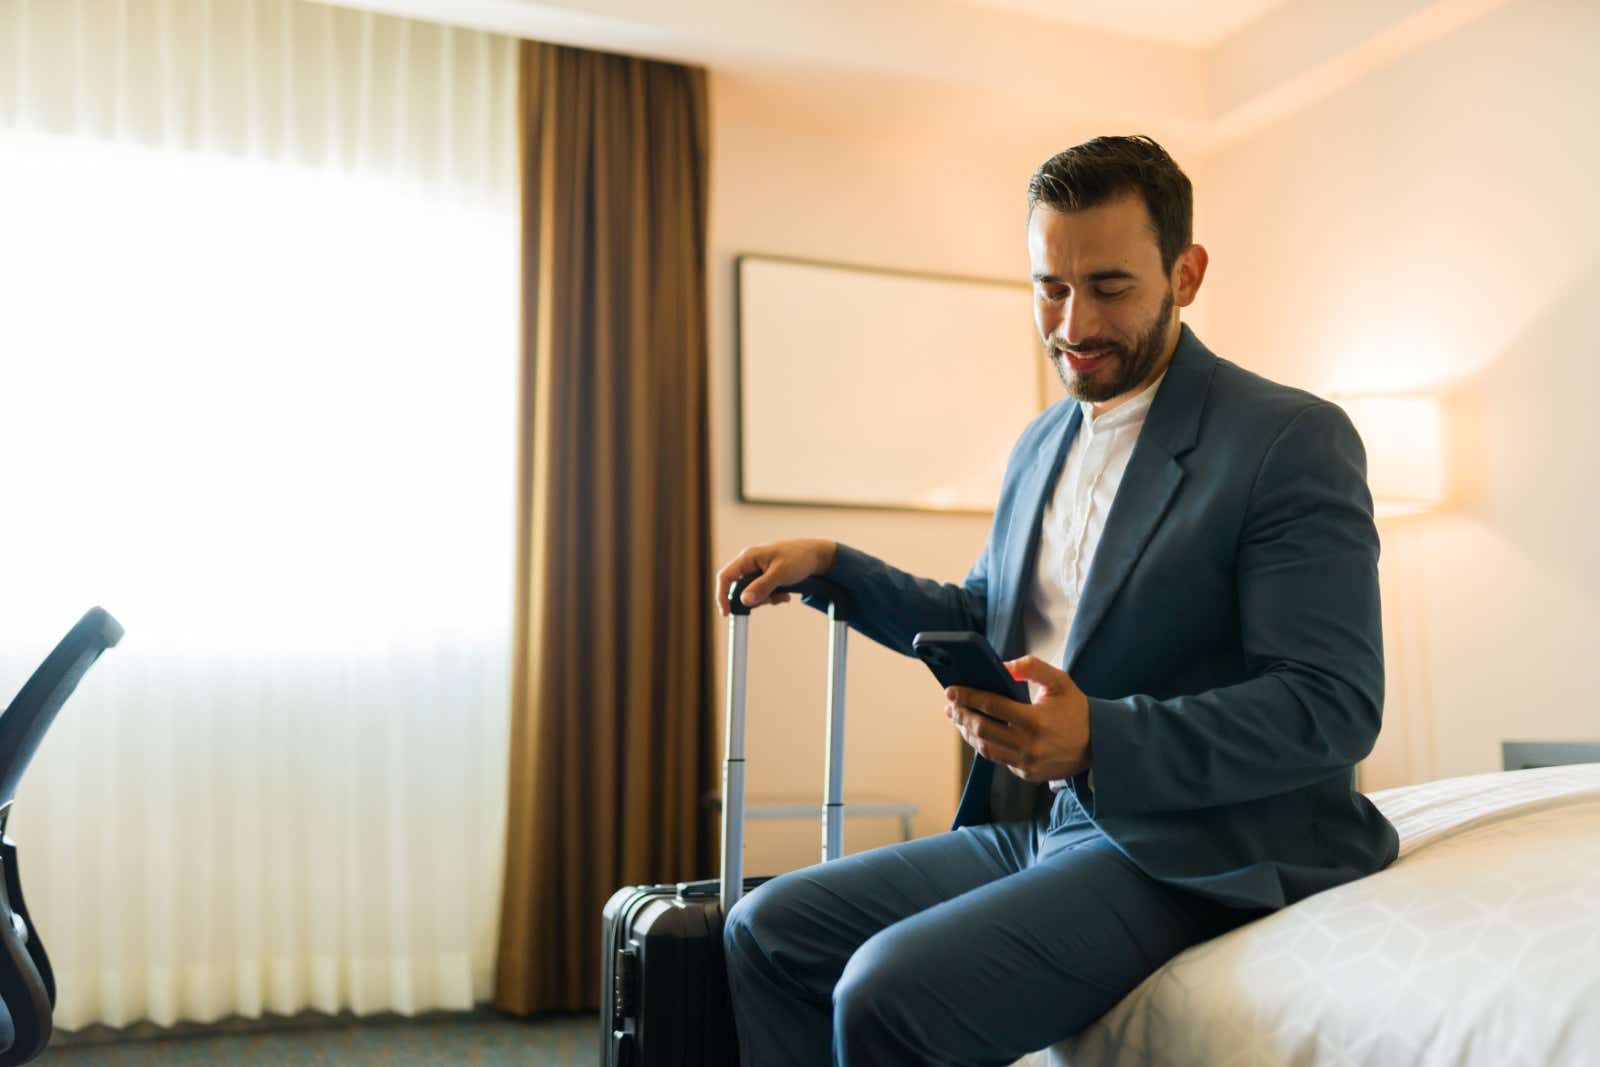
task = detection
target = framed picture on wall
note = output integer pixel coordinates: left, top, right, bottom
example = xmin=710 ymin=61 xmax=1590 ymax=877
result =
xmin=736 ymin=254 xmax=1050 ymax=514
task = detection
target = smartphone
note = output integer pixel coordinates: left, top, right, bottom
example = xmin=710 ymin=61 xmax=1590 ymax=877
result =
xmin=912 ymin=631 xmax=1029 ymax=721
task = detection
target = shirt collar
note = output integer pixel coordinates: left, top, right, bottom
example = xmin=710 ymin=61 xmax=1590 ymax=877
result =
xmin=1078 ymin=368 xmax=1168 ymax=431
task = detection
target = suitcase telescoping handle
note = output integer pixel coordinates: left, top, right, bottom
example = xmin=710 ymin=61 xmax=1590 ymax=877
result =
xmin=722 ymin=576 xmax=853 ymax=912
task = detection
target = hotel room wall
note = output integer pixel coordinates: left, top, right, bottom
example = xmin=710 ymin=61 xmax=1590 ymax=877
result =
xmin=1192 ymin=0 xmax=1600 ymax=787
xmin=704 ymin=71 xmax=1096 ymax=871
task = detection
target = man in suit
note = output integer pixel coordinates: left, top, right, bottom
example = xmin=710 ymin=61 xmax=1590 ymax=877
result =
xmin=714 ymin=135 xmax=1399 ymax=1066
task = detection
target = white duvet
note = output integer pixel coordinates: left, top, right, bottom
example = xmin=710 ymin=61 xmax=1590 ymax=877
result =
xmin=1019 ymin=764 xmax=1600 ymax=1067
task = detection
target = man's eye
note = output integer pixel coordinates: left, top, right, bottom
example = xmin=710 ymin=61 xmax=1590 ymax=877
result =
xmin=1096 ymin=288 xmax=1130 ymax=300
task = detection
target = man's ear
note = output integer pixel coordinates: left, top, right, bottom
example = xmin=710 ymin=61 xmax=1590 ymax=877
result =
xmin=1172 ymin=244 xmax=1208 ymax=307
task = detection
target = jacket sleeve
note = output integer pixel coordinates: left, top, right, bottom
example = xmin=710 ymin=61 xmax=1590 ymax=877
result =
xmin=801 ymin=537 xmax=990 ymax=658
xmin=1085 ymin=401 xmax=1385 ymax=815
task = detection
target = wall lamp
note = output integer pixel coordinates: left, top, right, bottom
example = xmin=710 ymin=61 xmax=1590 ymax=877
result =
xmin=1336 ymin=394 xmax=1446 ymax=518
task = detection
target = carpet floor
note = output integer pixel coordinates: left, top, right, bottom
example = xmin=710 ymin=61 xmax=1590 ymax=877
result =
xmin=38 ymin=1011 xmax=599 ymax=1066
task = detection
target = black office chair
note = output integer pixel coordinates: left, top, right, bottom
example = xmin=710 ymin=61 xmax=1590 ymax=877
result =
xmin=0 ymin=608 xmax=123 ymax=1064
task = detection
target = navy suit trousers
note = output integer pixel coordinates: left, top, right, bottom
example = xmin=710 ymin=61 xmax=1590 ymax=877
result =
xmin=723 ymin=788 xmax=1260 ymax=1066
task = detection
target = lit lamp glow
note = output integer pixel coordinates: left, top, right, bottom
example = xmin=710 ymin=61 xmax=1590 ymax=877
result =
xmin=1337 ymin=395 xmax=1446 ymax=518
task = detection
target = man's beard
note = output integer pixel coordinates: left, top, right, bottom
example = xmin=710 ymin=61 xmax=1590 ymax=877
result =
xmin=1047 ymin=289 xmax=1176 ymax=404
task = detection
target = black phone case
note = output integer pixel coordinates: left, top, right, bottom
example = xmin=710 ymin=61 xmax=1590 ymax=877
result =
xmin=912 ymin=631 xmax=1030 ymax=707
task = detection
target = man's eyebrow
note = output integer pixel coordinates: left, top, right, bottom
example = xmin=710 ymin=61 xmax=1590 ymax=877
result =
xmin=1030 ymin=269 xmax=1139 ymax=284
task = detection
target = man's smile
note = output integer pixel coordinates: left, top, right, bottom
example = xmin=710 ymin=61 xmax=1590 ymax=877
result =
xmin=1062 ymin=348 xmax=1115 ymax=371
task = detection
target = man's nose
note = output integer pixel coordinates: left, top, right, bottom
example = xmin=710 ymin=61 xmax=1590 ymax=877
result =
xmin=1061 ymin=295 xmax=1101 ymax=347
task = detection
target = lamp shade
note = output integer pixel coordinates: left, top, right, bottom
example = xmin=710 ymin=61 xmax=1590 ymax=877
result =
xmin=1338 ymin=394 xmax=1445 ymax=517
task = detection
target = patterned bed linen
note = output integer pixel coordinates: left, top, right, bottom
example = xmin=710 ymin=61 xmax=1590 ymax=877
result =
xmin=1014 ymin=763 xmax=1600 ymax=1067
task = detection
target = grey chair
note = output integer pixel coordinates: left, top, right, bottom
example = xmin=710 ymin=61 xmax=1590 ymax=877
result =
xmin=0 ymin=608 xmax=124 ymax=1064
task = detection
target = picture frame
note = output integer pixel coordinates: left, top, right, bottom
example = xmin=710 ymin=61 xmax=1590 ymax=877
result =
xmin=736 ymin=254 xmax=1050 ymax=513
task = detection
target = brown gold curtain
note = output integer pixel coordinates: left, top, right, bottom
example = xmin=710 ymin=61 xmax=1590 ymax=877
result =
xmin=494 ymin=40 xmax=713 ymax=1015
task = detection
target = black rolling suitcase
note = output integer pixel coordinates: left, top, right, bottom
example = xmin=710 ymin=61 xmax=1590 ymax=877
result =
xmin=601 ymin=576 xmax=853 ymax=1067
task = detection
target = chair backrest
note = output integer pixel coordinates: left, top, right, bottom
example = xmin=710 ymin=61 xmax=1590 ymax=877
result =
xmin=0 ymin=608 xmax=124 ymax=814
xmin=0 ymin=607 xmax=123 ymax=1065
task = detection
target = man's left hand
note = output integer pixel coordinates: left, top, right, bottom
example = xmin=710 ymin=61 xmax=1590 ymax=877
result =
xmin=945 ymin=655 xmax=1092 ymax=783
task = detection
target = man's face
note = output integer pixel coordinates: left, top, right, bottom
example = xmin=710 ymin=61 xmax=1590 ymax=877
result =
xmin=1028 ymin=193 xmax=1179 ymax=407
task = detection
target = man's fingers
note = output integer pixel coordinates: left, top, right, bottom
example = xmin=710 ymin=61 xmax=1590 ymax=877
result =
xmin=947 ymin=705 xmax=1024 ymax=765
xmin=1003 ymin=654 xmax=1070 ymax=694
xmin=715 ymin=548 xmax=807 ymax=616
xmin=740 ymin=571 xmax=777 ymax=606
xmin=716 ymin=547 xmax=770 ymax=616
xmin=715 ymin=545 xmax=771 ymax=611
xmin=946 ymin=686 xmax=993 ymax=717
xmin=946 ymin=702 xmax=1020 ymax=746
xmin=738 ymin=567 xmax=800 ymax=609
xmin=715 ymin=541 xmax=820 ymax=616
xmin=945 ymin=686 xmax=1029 ymax=726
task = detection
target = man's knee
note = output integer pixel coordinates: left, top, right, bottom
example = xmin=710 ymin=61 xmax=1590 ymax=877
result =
xmin=832 ymin=927 xmax=925 ymax=1047
xmin=722 ymin=874 xmax=803 ymax=969
xmin=722 ymin=884 xmax=764 ymax=966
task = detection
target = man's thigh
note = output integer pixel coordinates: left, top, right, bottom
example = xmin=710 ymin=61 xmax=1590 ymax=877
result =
xmin=724 ymin=819 xmax=1036 ymax=998
xmin=834 ymin=833 xmax=1255 ymax=1064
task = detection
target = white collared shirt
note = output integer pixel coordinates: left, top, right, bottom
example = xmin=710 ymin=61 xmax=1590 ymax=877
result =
xmin=1022 ymin=371 xmax=1166 ymax=792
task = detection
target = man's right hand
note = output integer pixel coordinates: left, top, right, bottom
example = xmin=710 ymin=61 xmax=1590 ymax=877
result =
xmin=715 ymin=539 xmax=838 ymax=618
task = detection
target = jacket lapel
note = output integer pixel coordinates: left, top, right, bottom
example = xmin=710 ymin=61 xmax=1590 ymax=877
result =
xmin=954 ymin=401 xmax=1082 ymax=829
xmin=1062 ymin=325 xmax=1215 ymax=674
xmin=994 ymin=403 xmax=1081 ymax=659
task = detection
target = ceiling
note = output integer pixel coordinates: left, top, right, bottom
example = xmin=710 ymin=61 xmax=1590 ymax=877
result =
xmin=318 ymin=0 xmax=1509 ymax=151
xmin=950 ymin=0 xmax=1293 ymax=47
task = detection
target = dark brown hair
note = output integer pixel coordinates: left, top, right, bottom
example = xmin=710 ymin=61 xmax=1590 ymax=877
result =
xmin=1027 ymin=135 xmax=1193 ymax=274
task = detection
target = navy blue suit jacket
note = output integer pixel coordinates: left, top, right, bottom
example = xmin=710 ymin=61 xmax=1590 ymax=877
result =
xmin=812 ymin=324 xmax=1399 ymax=910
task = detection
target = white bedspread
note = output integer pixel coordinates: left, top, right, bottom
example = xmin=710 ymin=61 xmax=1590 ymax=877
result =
xmin=1019 ymin=764 xmax=1600 ymax=1067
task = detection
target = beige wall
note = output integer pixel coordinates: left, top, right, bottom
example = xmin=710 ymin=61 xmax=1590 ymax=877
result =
xmin=704 ymin=71 xmax=1097 ymax=872
xmin=705 ymin=0 xmax=1600 ymax=872
xmin=1193 ymin=0 xmax=1600 ymax=787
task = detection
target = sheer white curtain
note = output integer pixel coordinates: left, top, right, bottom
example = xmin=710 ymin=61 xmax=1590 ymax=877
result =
xmin=0 ymin=0 xmax=520 ymax=1029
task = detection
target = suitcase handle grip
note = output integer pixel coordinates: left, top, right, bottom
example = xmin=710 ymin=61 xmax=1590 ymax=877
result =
xmin=728 ymin=575 xmax=853 ymax=621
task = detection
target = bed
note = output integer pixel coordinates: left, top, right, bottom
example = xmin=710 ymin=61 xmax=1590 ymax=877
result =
xmin=1019 ymin=763 xmax=1600 ymax=1066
